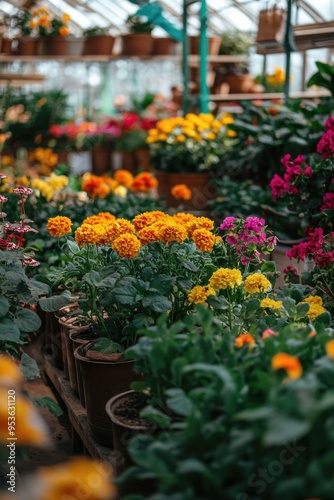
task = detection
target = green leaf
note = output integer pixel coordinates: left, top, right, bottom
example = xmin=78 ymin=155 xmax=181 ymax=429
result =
xmin=112 ymin=285 xmax=138 ymax=305
xmin=182 ymin=260 xmax=198 ymax=272
xmin=19 ymin=353 xmax=40 ymax=380
xmin=39 ymin=290 xmax=71 ymax=312
xmin=92 ymin=338 xmax=123 ymax=353
xmin=295 ymin=302 xmax=310 ymax=320
xmin=0 ymin=319 xmax=20 ymax=342
xmin=0 ymin=296 xmax=9 ymax=317
xmin=31 ymin=396 xmax=63 ymax=417
xmin=166 ymin=388 xmax=193 ymax=417
xmin=287 ymin=136 xmax=309 ymax=147
xmin=65 ymin=239 xmax=80 ymax=254
xmin=15 ymin=309 xmax=41 ymax=333
xmin=150 ymin=276 xmax=175 ymax=294
xmin=178 ymin=459 xmax=209 ymax=474
xmin=142 ymin=295 xmax=172 ymax=313
xmin=140 ymin=406 xmax=171 ymax=429
xmin=264 ymin=416 xmax=310 ymax=445
xmin=260 ymin=261 xmax=276 ymax=273
xmin=141 ymin=267 xmax=154 ymax=281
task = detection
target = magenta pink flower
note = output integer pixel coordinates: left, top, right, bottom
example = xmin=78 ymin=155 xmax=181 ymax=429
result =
xmin=320 ymin=192 xmax=334 ymax=211
xmin=317 ymin=129 xmax=334 ymax=158
xmin=244 ymin=216 xmax=265 ymax=233
xmin=220 ymin=216 xmax=236 ymax=231
xmin=283 ymin=265 xmax=298 ymax=275
xmin=325 ymin=116 xmax=334 ymax=130
xmin=0 ymin=195 xmax=8 ymax=203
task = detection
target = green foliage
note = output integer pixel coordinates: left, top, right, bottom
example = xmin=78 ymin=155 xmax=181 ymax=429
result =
xmin=307 ymin=61 xmax=334 ymax=96
xmin=83 ymin=26 xmax=111 ymax=37
xmin=125 ymin=14 xmax=154 ymax=34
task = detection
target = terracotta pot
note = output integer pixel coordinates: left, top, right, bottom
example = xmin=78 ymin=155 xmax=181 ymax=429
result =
xmin=91 ymin=145 xmax=111 ymax=174
xmin=133 ymin=148 xmax=151 ymax=170
xmin=121 ymin=34 xmax=153 ymax=56
xmin=118 ymin=151 xmax=136 ymax=172
xmin=189 ymin=36 xmax=221 ymax=55
xmin=16 ymin=38 xmax=39 ymax=56
xmin=1 ymin=38 xmax=12 ymax=55
xmin=154 ymin=170 xmax=216 ymax=211
xmin=74 ymin=345 xmax=140 ymax=446
xmin=41 ymin=37 xmax=84 ymax=56
xmin=83 ymin=35 xmax=115 ymax=55
xmin=151 ymin=37 xmax=178 ymax=55
xmin=106 ymin=391 xmax=156 ymax=474
xmin=224 ymin=74 xmax=254 ymax=93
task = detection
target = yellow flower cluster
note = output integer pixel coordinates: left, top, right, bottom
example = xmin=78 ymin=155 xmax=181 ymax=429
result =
xmin=209 ymin=268 xmax=243 ymax=291
xmin=47 ymin=216 xmax=72 ymax=238
xmin=146 ymin=112 xmax=235 ymax=145
xmin=31 ymin=173 xmax=68 ymax=201
xmin=0 ymin=355 xmax=49 ymax=446
xmin=188 ymin=285 xmax=215 ymax=304
xmin=244 ymin=273 xmax=271 ymax=294
xmin=267 ymin=67 xmax=285 ymax=86
xmin=302 ymin=295 xmax=326 ymax=321
xmin=260 ymin=297 xmax=282 ymax=310
xmin=28 ymin=148 xmax=58 ymax=176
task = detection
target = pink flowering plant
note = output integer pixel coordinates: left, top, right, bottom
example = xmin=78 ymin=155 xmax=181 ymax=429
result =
xmin=0 ymin=175 xmax=49 ymax=360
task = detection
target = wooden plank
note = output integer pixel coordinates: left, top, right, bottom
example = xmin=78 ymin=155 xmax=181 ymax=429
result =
xmin=0 ymin=54 xmax=247 ymax=63
xmin=43 ymin=357 xmax=118 ymax=467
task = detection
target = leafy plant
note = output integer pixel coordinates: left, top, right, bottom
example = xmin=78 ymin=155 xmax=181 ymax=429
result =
xmin=83 ymin=26 xmax=111 ymax=37
xmin=125 ymin=14 xmax=154 ymax=34
xmin=307 ymin=61 xmax=334 ymax=96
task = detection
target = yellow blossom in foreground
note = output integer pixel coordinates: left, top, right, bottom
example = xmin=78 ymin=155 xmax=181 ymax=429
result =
xmin=209 ymin=268 xmax=242 ymax=291
xmin=112 ymin=233 xmax=141 ymax=259
xmin=47 ymin=216 xmax=73 ymax=238
xmin=303 ymin=295 xmax=326 ymax=320
xmin=0 ymin=355 xmax=22 ymax=386
xmin=260 ymin=298 xmax=282 ymax=310
xmin=28 ymin=457 xmax=116 ymax=500
xmin=234 ymin=333 xmax=255 ymax=349
xmin=244 ymin=273 xmax=271 ymax=294
xmin=188 ymin=285 xmax=215 ymax=304
xmin=272 ymin=353 xmax=302 ymax=380
xmin=0 ymin=387 xmax=49 ymax=445
xmin=192 ymin=228 xmax=215 ymax=252
xmin=75 ymin=223 xmax=106 ymax=246
xmin=159 ymin=222 xmax=187 ymax=244
xmin=326 ymin=340 xmax=334 ymax=359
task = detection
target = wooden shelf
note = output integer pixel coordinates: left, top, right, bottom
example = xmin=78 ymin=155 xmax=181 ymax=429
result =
xmin=0 ymin=54 xmax=247 ymax=64
xmin=43 ymin=356 xmax=118 ymax=466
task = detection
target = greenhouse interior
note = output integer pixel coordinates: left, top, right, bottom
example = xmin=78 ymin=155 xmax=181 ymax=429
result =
xmin=0 ymin=0 xmax=334 ymax=498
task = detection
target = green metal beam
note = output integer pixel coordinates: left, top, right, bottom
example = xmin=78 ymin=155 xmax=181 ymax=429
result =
xmin=182 ymin=0 xmax=190 ymax=114
xmin=199 ymin=0 xmax=209 ymax=113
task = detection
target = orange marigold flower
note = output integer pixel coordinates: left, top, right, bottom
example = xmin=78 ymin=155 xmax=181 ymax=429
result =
xmin=131 ymin=172 xmax=158 ymax=192
xmin=188 ymin=285 xmax=215 ymax=304
xmin=133 ymin=211 xmax=167 ymax=232
xmin=0 ymin=355 xmax=23 ymax=386
xmin=112 ymin=233 xmax=141 ymax=259
xmin=137 ymin=224 xmax=161 ymax=245
xmin=159 ymin=222 xmax=187 ymax=244
xmin=34 ymin=457 xmax=116 ymax=500
xmin=104 ymin=219 xmax=134 ymax=244
xmin=103 ymin=176 xmax=119 ymax=192
xmin=75 ymin=223 xmax=106 ymax=246
xmin=192 ymin=228 xmax=215 ymax=252
xmin=209 ymin=268 xmax=242 ymax=290
xmin=186 ymin=216 xmax=214 ymax=237
xmin=61 ymin=13 xmax=71 ymax=23
xmin=114 ymin=169 xmax=134 ymax=188
xmin=326 ymin=339 xmax=334 ymax=359
xmin=82 ymin=174 xmax=111 ymax=198
xmin=59 ymin=26 xmax=70 ymax=37
xmin=172 ymin=212 xmax=196 ymax=225
xmin=234 ymin=333 xmax=255 ymax=349
xmin=272 ymin=352 xmax=302 ymax=380
xmin=171 ymin=184 xmax=192 ymax=201
xmin=83 ymin=213 xmax=116 ymax=225
xmin=244 ymin=273 xmax=271 ymax=294
xmin=47 ymin=216 xmax=72 ymax=237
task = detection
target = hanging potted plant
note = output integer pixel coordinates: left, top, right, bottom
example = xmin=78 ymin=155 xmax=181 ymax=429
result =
xmin=121 ymin=14 xmax=154 ymax=57
xmin=83 ymin=26 xmax=115 ymax=56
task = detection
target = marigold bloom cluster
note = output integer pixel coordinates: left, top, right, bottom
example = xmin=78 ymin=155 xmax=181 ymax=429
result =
xmin=234 ymin=333 xmax=255 ymax=349
xmin=47 ymin=216 xmax=73 ymax=238
xmin=188 ymin=285 xmax=215 ymax=304
xmin=302 ymin=295 xmax=326 ymax=320
xmin=260 ymin=298 xmax=282 ymax=310
xmin=171 ymin=184 xmax=192 ymax=200
xmin=112 ymin=233 xmax=141 ymax=259
xmin=244 ymin=273 xmax=271 ymax=294
xmin=81 ymin=171 xmax=158 ymax=198
xmin=192 ymin=228 xmax=215 ymax=252
xmin=271 ymin=352 xmax=302 ymax=380
xmin=209 ymin=268 xmax=242 ymax=290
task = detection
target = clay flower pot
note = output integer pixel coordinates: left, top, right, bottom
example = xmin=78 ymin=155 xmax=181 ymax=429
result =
xmin=41 ymin=37 xmax=84 ymax=56
xmin=121 ymin=34 xmax=153 ymax=56
xmin=189 ymin=36 xmax=221 ymax=55
xmin=16 ymin=37 xmax=39 ymax=56
xmin=151 ymin=37 xmax=178 ymax=55
xmin=83 ymin=35 xmax=115 ymax=56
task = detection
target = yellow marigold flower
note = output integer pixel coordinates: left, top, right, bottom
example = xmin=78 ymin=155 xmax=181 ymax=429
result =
xmin=137 ymin=224 xmax=160 ymax=245
xmin=209 ymin=268 xmax=242 ymax=291
xmin=205 ymin=132 xmax=216 ymax=140
xmin=186 ymin=216 xmax=214 ymax=237
xmin=215 ymin=236 xmax=222 ymax=245
xmin=112 ymin=233 xmax=141 ymax=259
xmin=114 ymin=169 xmax=134 ymax=188
xmin=0 ymin=387 xmax=49 ymax=445
xmin=59 ymin=25 xmax=70 ymax=37
xmin=172 ymin=212 xmax=196 ymax=225
xmin=159 ymin=222 xmax=187 ymax=244
xmin=146 ymin=136 xmax=156 ymax=144
xmin=192 ymin=228 xmax=215 ymax=252
xmin=303 ymin=295 xmax=326 ymax=320
xmin=47 ymin=216 xmax=72 ymax=238
xmin=171 ymin=184 xmax=192 ymax=201
xmin=326 ymin=340 xmax=334 ymax=359
xmin=272 ymin=352 xmax=302 ymax=380
xmin=260 ymin=298 xmax=282 ymax=310
xmin=133 ymin=211 xmax=167 ymax=232
xmin=234 ymin=332 xmax=255 ymax=349
xmin=34 ymin=457 xmax=116 ymax=500
xmin=227 ymin=129 xmax=237 ymax=138
xmin=0 ymin=355 xmax=22 ymax=387
xmin=148 ymin=128 xmax=159 ymax=137
xmin=175 ymin=135 xmax=186 ymax=142
xmin=244 ymin=273 xmax=271 ymax=294
xmin=114 ymin=185 xmax=127 ymax=197
xmin=61 ymin=13 xmax=71 ymax=22
xmin=188 ymin=285 xmax=213 ymax=304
